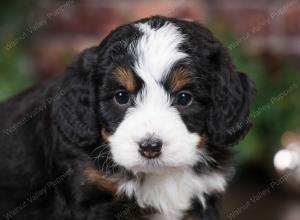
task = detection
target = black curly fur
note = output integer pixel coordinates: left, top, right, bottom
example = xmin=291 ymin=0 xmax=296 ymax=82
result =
xmin=0 ymin=16 xmax=255 ymax=220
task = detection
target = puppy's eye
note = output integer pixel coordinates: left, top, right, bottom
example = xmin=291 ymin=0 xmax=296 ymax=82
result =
xmin=114 ymin=91 xmax=130 ymax=105
xmin=176 ymin=91 xmax=193 ymax=106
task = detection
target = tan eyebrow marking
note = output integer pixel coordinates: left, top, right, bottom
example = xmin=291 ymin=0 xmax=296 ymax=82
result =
xmin=169 ymin=68 xmax=192 ymax=92
xmin=113 ymin=67 xmax=136 ymax=92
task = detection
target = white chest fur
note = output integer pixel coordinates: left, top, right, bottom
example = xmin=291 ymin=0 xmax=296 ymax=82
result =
xmin=118 ymin=169 xmax=227 ymax=220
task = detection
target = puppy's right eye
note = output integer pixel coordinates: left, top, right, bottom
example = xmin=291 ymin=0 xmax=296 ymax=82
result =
xmin=176 ymin=91 xmax=193 ymax=106
xmin=114 ymin=91 xmax=130 ymax=105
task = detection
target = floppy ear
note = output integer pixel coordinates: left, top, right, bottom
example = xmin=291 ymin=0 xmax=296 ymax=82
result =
xmin=206 ymin=67 xmax=255 ymax=147
xmin=52 ymin=47 xmax=100 ymax=147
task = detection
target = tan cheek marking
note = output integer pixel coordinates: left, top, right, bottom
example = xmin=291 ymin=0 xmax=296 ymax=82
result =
xmin=198 ymin=134 xmax=208 ymax=149
xmin=101 ymin=128 xmax=111 ymax=143
xmin=113 ymin=67 xmax=136 ymax=93
xmin=183 ymin=215 xmax=202 ymax=220
xmin=82 ymin=166 xmax=118 ymax=194
xmin=170 ymin=68 xmax=192 ymax=93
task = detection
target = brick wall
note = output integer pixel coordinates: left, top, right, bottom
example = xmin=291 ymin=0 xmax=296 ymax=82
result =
xmin=23 ymin=0 xmax=300 ymax=78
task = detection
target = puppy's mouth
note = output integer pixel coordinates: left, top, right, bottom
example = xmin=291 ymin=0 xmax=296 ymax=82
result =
xmin=120 ymin=148 xmax=194 ymax=174
xmin=130 ymin=158 xmax=179 ymax=174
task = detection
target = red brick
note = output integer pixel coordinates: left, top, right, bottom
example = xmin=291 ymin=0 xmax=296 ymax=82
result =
xmin=284 ymin=7 xmax=300 ymax=36
xmin=31 ymin=37 xmax=101 ymax=79
xmin=128 ymin=0 xmax=206 ymax=22
xmin=212 ymin=8 xmax=271 ymax=37
xmin=45 ymin=4 xmax=122 ymax=36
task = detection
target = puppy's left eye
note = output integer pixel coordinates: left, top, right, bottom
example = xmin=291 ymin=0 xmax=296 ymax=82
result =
xmin=114 ymin=91 xmax=130 ymax=105
xmin=176 ymin=91 xmax=193 ymax=106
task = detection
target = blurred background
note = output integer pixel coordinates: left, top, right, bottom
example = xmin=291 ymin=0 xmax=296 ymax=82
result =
xmin=0 ymin=0 xmax=300 ymax=219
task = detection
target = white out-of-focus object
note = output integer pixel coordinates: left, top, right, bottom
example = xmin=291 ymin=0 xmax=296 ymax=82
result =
xmin=274 ymin=149 xmax=299 ymax=171
xmin=274 ymin=134 xmax=300 ymax=193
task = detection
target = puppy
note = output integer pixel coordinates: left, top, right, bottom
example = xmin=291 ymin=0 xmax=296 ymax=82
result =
xmin=0 ymin=16 xmax=255 ymax=220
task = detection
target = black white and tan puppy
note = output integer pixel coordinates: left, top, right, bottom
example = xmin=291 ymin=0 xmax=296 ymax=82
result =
xmin=0 ymin=16 xmax=255 ymax=220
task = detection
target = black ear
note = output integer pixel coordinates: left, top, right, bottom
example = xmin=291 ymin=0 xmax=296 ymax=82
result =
xmin=51 ymin=47 xmax=100 ymax=147
xmin=207 ymin=68 xmax=255 ymax=147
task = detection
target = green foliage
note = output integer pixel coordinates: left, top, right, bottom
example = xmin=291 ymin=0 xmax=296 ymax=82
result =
xmin=0 ymin=1 xmax=37 ymax=102
xmin=234 ymin=48 xmax=300 ymax=164
xmin=215 ymin=30 xmax=300 ymax=164
xmin=0 ymin=48 xmax=33 ymax=102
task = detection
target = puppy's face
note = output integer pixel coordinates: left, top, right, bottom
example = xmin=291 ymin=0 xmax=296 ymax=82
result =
xmin=94 ymin=17 xmax=254 ymax=174
xmin=108 ymin=65 xmax=203 ymax=172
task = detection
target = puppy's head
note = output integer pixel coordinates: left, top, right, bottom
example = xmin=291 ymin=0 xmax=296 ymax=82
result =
xmin=55 ymin=16 xmax=255 ymax=174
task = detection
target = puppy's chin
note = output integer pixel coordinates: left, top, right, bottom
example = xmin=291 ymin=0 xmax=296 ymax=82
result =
xmin=128 ymin=159 xmax=182 ymax=174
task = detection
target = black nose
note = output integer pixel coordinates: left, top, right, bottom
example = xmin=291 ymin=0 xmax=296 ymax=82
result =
xmin=139 ymin=138 xmax=162 ymax=159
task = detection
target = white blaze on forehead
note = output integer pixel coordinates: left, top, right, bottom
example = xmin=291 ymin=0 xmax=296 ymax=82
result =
xmin=110 ymin=21 xmax=200 ymax=171
xmin=132 ymin=22 xmax=188 ymax=83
